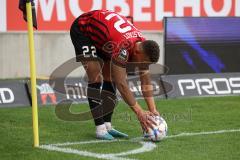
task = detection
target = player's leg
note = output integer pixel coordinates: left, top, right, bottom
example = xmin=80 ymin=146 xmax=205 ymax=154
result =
xmin=102 ymin=61 xmax=128 ymax=138
xmin=49 ymin=93 xmax=57 ymax=104
xmin=81 ymin=60 xmax=104 ymax=126
xmin=101 ymin=60 xmax=116 ymax=125
xmin=41 ymin=94 xmax=47 ymax=105
xmin=83 ymin=60 xmax=116 ymax=140
xmin=70 ymin=19 xmax=113 ymax=140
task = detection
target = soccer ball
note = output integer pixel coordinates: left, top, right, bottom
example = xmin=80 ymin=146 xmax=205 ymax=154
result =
xmin=143 ymin=116 xmax=168 ymax=142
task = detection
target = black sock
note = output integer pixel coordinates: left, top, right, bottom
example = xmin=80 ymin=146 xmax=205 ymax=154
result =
xmin=87 ymin=83 xmax=104 ymax=126
xmin=102 ymin=81 xmax=116 ymax=123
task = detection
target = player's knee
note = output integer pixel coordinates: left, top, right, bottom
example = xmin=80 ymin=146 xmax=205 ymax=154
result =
xmin=87 ymin=72 xmax=102 ymax=83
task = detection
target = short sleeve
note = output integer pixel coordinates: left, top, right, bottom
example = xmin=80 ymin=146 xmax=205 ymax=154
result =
xmin=112 ymin=49 xmax=129 ymax=68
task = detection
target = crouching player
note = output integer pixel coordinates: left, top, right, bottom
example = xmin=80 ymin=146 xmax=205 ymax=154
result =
xmin=70 ymin=10 xmax=160 ymax=140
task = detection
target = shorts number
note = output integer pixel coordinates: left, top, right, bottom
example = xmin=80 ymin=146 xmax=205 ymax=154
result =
xmin=82 ymin=46 xmax=97 ymax=58
xmin=105 ymin=13 xmax=136 ymax=33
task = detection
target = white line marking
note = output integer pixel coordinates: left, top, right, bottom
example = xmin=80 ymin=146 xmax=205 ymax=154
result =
xmin=110 ymin=142 xmax=155 ymax=157
xmin=130 ymin=128 xmax=240 ymax=142
xmin=166 ymin=129 xmax=240 ymax=139
xmin=40 ymin=139 xmax=156 ymax=160
xmin=52 ymin=139 xmax=120 ymax=146
xmin=40 ymin=129 xmax=240 ymax=160
xmin=40 ymin=144 xmax=133 ymax=160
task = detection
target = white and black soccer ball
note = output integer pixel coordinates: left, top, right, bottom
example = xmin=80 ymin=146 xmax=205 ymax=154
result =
xmin=143 ymin=116 xmax=168 ymax=142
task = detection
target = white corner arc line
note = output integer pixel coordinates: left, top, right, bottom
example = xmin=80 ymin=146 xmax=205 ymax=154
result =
xmin=110 ymin=142 xmax=156 ymax=157
xmin=39 ymin=128 xmax=240 ymax=160
xmin=40 ymin=139 xmax=156 ymax=160
xmin=40 ymin=144 xmax=134 ymax=160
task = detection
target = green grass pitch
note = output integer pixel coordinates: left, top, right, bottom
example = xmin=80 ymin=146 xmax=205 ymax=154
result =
xmin=0 ymin=96 xmax=240 ymax=160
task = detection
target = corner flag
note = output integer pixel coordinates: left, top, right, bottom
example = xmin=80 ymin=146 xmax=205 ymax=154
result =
xmin=19 ymin=0 xmax=38 ymax=29
xmin=19 ymin=0 xmax=39 ymax=147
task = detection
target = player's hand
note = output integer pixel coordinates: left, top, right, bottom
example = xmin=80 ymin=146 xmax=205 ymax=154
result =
xmin=151 ymin=110 xmax=160 ymax=116
xmin=136 ymin=110 xmax=156 ymax=131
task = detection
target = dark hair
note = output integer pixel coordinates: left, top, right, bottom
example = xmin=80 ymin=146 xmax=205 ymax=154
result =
xmin=142 ymin=40 xmax=160 ymax=63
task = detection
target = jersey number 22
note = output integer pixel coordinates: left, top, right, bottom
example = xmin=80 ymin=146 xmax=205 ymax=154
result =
xmin=105 ymin=13 xmax=136 ymax=33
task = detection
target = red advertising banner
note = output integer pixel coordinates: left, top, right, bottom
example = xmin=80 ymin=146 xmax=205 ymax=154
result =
xmin=5 ymin=0 xmax=240 ymax=31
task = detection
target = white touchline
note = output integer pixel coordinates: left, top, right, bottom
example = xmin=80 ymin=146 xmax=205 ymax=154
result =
xmin=51 ymin=139 xmax=121 ymax=146
xmin=166 ymin=129 xmax=240 ymax=139
xmin=39 ymin=128 xmax=240 ymax=160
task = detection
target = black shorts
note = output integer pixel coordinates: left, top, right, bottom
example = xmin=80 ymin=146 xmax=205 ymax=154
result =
xmin=70 ymin=18 xmax=108 ymax=62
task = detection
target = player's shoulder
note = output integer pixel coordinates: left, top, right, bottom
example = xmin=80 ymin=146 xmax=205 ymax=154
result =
xmin=91 ymin=10 xmax=114 ymax=15
xmin=95 ymin=10 xmax=125 ymax=18
xmin=79 ymin=10 xmax=109 ymax=18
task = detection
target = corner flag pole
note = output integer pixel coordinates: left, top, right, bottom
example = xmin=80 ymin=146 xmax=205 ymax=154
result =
xmin=26 ymin=1 xmax=39 ymax=147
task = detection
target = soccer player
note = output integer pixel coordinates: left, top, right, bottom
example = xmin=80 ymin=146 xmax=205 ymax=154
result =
xmin=70 ymin=10 xmax=160 ymax=140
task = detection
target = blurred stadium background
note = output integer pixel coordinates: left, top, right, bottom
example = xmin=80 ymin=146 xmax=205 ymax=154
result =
xmin=0 ymin=0 xmax=240 ymax=160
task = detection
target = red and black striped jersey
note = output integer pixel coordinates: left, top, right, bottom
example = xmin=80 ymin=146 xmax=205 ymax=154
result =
xmin=77 ymin=10 xmax=145 ymax=66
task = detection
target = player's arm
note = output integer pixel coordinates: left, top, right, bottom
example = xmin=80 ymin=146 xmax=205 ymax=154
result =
xmin=139 ymin=70 xmax=159 ymax=115
xmin=111 ymin=63 xmax=155 ymax=130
